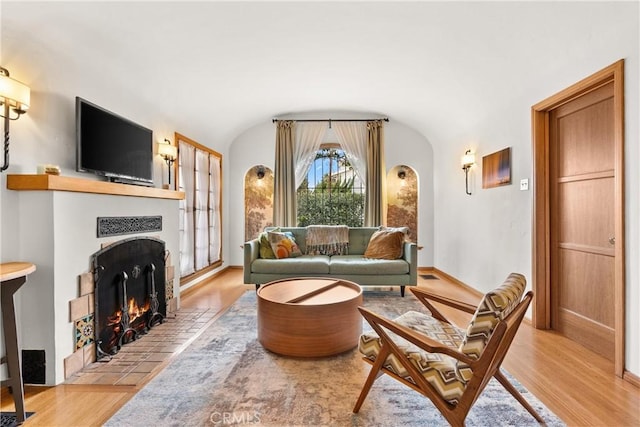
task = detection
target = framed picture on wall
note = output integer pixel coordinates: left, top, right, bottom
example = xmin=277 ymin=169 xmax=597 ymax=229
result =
xmin=482 ymin=147 xmax=511 ymax=189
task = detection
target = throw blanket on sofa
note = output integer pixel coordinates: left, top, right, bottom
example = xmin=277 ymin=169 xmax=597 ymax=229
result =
xmin=305 ymin=225 xmax=349 ymax=255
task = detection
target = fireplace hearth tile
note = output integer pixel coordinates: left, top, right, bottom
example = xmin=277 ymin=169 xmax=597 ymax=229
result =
xmin=67 ymin=372 xmax=107 ymax=385
xmin=117 ymin=372 xmax=152 ymax=386
xmin=69 ymin=295 xmax=90 ymax=322
xmin=130 ymin=361 xmax=161 ymax=373
xmin=166 ymin=265 xmax=175 ymax=281
xmin=144 ymin=352 xmax=172 ymax=362
xmin=79 ymin=272 xmax=94 ymax=296
xmin=65 ymin=307 xmax=214 ymax=386
xmin=83 ymin=343 xmax=96 ymax=367
xmin=64 ymin=349 xmax=84 ymax=379
xmin=75 ymin=314 xmax=95 ymax=350
xmin=92 ymin=373 xmax=129 ymax=385
xmin=166 ymin=279 xmax=174 ymax=300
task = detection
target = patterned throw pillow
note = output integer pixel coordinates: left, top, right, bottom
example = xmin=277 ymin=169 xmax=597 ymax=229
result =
xmin=258 ymin=229 xmax=279 ymax=259
xmin=268 ymin=231 xmax=302 ymax=259
xmin=363 ymin=229 xmax=405 ymax=260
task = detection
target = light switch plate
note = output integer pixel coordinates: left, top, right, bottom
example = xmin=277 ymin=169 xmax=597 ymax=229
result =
xmin=520 ymin=179 xmax=529 ymax=191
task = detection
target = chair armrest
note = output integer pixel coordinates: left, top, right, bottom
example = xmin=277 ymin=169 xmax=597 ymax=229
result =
xmin=243 ymin=239 xmax=259 ymax=284
xmin=358 ymin=306 xmax=475 ymax=366
xmin=410 ymin=287 xmax=478 ymax=320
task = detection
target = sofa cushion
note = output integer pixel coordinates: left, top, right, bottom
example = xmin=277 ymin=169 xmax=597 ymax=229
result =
xmin=251 ymin=255 xmax=330 ymax=274
xmin=268 ymin=231 xmax=302 ymax=259
xmin=329 ymin=255 xmax=409 ymax=275
xmin=363 ymin=229 xmax=405 ymax=259
xmin=347 ymin=228 xmax=377 ymax=254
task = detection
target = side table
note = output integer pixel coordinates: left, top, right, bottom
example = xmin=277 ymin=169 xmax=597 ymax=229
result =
xmin=1 ymin=262 xmax=36 ymax=425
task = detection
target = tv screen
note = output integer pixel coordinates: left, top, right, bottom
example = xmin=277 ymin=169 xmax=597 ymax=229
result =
xmin=76 ymin=97 xmax=153 ymax=185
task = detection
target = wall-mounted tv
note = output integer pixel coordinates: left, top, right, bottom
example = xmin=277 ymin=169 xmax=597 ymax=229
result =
xmin=76 ymin=97 xmax=153 ymax=186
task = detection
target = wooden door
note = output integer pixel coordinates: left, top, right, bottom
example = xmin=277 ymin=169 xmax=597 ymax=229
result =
xmin=549 ymin=82 xmax=616 ymax=361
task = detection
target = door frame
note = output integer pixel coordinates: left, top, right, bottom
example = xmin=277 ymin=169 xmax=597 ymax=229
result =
xmin=531 ymin=60 xmax=625 ymax=376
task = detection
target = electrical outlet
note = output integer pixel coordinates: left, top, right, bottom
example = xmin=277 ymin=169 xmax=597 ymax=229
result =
xmin=520 ymin=179 xmax=529 ymax=191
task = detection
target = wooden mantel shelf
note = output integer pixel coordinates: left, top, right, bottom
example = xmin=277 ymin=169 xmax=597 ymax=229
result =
xmin=7 ymin=174 xmax=185 ymax=200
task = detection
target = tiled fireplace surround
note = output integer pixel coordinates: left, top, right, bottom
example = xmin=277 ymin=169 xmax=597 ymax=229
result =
xmin=9 ymin=185 xmax=183 ymax=385
xmin=63 ymin=241 xmax=178 ymax=381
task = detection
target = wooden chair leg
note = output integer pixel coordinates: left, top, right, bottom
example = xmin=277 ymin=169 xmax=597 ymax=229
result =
xmin=353 ymin=346 xmax=390 ymax=413
xmin=494 ymin=370 xmax=545 ymax=424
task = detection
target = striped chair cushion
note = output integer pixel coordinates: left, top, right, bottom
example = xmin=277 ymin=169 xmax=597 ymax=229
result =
xmin=359 ymin=310 xmax=468 ymax=404
xmin=455 ymin=273 xmax=526 ymax=382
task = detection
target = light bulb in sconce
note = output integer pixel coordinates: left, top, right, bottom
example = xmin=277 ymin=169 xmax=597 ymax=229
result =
xmin=0 ymin=66 xmax=31 ymax=172
xmin=461 ymin=150 xmax=475 ymax=169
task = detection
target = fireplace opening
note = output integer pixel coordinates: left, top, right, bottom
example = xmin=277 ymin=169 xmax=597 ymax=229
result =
xmin=91 ymin=236 xmax=166 ymax=360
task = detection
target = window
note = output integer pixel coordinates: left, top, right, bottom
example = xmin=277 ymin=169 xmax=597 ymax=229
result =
xmin=176 ymin=133 xmax=222 ymax=282
xmin=296 ymin=146 xmax=365 ymax=226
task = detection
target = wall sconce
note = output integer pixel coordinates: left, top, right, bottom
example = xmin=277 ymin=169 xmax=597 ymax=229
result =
xmin=158 ymin=139 xmax=177 ymax=188
xmin=0 ymin=66 xmax=31 ymax=172
xmin=256 ymin=167 xmax=265 ymax=180
xmin=461 ymin=149 xmax=475 ymax=195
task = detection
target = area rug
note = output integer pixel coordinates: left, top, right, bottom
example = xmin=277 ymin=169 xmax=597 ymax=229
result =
xmin=0 ymin=412 xmax=34 ymax=427
xmin=106 ymin=291 xmax=564 ymax=426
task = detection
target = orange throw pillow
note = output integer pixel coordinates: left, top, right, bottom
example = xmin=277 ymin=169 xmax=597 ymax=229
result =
xmin=363 ymin=230 xmax=405 ymax=260
xmin=268 ymin=231 xmax=302 ymax=259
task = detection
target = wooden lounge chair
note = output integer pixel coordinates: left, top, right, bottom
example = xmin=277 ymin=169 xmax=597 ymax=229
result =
xmin=353 ymin=273 xmax=544 ymax=426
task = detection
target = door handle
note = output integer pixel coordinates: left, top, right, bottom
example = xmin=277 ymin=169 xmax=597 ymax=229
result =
xmin=609 ymin=236 xmax=615 ymax=245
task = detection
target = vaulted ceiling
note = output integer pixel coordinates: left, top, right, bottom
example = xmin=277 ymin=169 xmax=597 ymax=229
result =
xmin=1 ymin=1 xmax=629 ymax=150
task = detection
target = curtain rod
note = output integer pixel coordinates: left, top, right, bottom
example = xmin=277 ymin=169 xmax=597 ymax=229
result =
xmin=272 ymin=118 xmax=389 ymax=123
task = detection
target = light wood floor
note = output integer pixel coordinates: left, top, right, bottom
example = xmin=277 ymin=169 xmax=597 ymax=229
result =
xmin=2 ymin=269 xmax=638 ymax=426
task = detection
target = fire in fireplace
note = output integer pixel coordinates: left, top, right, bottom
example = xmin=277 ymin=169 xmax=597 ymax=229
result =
xmin=91 ymin=237 xmax=166 ymax=360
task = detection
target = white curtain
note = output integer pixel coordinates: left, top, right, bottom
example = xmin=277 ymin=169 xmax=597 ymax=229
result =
xmin=333 ymin=121 xmax=368 ymax=184
xmin=294 ymin=122 xmax=327 ymax=188
xmin=178 ymin=141 xmax=195 ymax=277
xmin=194 ymin=149 xmax=210 ymax=271
xmin=209 ymin=153 xmax=222 ymax=264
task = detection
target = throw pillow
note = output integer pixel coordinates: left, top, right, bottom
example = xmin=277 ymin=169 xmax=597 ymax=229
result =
xmin=258 ymin=228 xmax=279 ymax=259
xmin=268 ymin=231 xmax=302 ymax=259
xmin=363 ymin=229 xmax=405 ymax=260
xmin=379 ymin=226 xmax=411 ymax=257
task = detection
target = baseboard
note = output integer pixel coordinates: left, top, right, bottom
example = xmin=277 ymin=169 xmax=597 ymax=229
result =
xmin=426 ymin=267 xmax=484 ymax=298
xmin=624 ymin=370 xmax=640 ymax=388
xmin=180 ymin=265 xmax=232 ymax=296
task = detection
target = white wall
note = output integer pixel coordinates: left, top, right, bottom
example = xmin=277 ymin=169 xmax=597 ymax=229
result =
xmin=432 ymin=25 xmax=640 ymax=375
xmin=227 ymin=114 xmax=435 ymax=268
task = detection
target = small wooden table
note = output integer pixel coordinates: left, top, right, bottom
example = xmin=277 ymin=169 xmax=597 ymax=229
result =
xmin=1 ymin=262 xmax=36 ymax=425
xmin=257 ymin=278 xmax=363 ymax=357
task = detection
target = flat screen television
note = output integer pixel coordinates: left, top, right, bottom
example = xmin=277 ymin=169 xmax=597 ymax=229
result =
xmin=76 ymin=97 xmax=153 ymax=186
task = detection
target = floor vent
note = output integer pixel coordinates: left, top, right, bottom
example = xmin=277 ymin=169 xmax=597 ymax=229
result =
xmin=420 ymin=274 xmax=438 ymax=280
xmin=22 ymin=349 xmax=46 ymax=384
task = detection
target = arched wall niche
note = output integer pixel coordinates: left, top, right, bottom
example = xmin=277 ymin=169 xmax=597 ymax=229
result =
xmin=244 ymin=165 xmax=273 ymax=241
xmin=386 ymin=164 xmax=418 ymax=243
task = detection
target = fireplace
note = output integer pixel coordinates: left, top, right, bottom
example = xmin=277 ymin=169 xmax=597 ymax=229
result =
xmin=91 ymin=236 xmax=167 ymax=360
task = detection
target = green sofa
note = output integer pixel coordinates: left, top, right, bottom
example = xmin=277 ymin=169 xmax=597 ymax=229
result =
xmin=243 ymin=227 xmax=417 ymax=296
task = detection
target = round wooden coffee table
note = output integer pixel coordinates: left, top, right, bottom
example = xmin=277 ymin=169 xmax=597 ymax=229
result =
xmin=257 ymin=278 xmax=363 ymax=357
